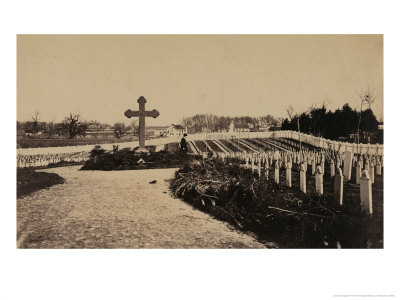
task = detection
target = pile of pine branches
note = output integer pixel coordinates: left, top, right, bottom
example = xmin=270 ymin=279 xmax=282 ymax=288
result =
xmin=80 ymin=147 xmax=196 ymax=171
xmin=170 ymin=158 xmax=382 ymax=248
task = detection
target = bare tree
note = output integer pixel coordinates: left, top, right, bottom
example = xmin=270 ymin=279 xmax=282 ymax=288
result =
xmin=286 ymin=105 xmax=302 ymax=153
xmin=62 ymin=113 xmax=87 ymax=139
xmin=31 ymin=111 xmax=40 ymax=134
xmin=130 ymin=120 xmax=138 ymax=136
xmin=47 ymin=120 xmax=55 ymax=137
xmin=285 ymin=105 xmax=294 ymax=122
xmin=181 ymin=117 xmax=193 ymax=133
xmin=357 ymin=89 xmax=376 ymax=145
xmin=113 ymin=123 xmax=132 ymax=139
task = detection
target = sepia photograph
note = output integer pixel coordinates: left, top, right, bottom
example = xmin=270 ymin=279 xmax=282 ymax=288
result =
xmin=17 ymin=34 xmax=383 ymax=249
xmin=3 ymin=1 xmax=400 ymax=299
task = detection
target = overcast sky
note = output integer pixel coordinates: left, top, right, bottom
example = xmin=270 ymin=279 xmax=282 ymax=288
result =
xmin=17 ymin=35 xmax=383 ymax=126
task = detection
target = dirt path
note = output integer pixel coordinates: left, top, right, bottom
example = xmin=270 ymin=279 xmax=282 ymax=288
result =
xmin=17 ymin=166 xmax=266 ymax=248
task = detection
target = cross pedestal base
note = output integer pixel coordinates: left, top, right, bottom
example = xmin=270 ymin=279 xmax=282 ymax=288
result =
xmin=136 ymin=147 xmax=149 ymax=153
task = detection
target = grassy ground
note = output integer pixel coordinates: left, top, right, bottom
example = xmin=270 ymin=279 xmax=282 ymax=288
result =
xmin=17 ymin=136 xmax=137 ymax=148
xmin=17 ymin=168 xmax=65 ymax=198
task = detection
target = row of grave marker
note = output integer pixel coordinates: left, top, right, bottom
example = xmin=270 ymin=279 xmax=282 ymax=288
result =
xmin=204 ymin=148 xmax=381 ymax=216
xmin=17 ymin=152 xmax=90 ymax=168
xmin=186 ymin=130 xmax=383 ymax=155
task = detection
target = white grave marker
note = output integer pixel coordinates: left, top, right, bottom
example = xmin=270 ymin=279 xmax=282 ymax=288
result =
xmin=315 ymin=165 xmax=323 ymax=195
xmin=334 ymin=168 xmax=344 ymax=205
xmin=330 ymin=159 xmax=335 ymax=178
xmin=286 ymin=163 xmax=292 ymax=187
xmin=360 ymin=170 xmax=373 ymax=215
xmin=356 ymin=162 xmax=361 ymax=184
xmin=369 ymin=163 xmax=375 ymax=184
xmin=300 ymin=163 xmax=306 ymax=193
xmin=274 ymin=162 xmax=279 ymax=184
xmin=343 ymin=151 xmax=353 ymax=182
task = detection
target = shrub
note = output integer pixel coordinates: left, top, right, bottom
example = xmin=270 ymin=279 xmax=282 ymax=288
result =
xmin=90 ymin=145 xmax=106 ymax=158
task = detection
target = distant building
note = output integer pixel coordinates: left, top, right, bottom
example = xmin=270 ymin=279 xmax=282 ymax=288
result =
xmin=258 ymin=125 xmax=270 ymax=132
xmin=145 ymin=124 xmax=185 ymax=137
xmin=234 ymin=124 xmax=250 ymax=132
xmin=146 ymin=126 xmax=169 ymax=137
xmin=167 ymin=124 xmax=185 ymax=136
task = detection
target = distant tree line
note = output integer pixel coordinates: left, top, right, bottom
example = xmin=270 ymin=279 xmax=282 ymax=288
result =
xmin=281 ymin=103 xmax=382 ymax=143
xmin=181 ymin=114 xmax=280 ymax=133
xmin=17 ymin=112 xmax=137 ymax=140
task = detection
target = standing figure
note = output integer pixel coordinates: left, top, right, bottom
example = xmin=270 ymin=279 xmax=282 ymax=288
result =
xmin=180 ymin=133 xmax=188 ymax=153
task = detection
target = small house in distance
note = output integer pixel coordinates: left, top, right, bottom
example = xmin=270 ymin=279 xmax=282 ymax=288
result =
xmin=146 ymin=124 xmax=185 ymax=137
xmin=167 ymin=124 xmax=185 ymax=136
xmin=234 ymin=124 xmax=250 ymax=132
xmin=146 ymin=126 xmax=169 ymax=137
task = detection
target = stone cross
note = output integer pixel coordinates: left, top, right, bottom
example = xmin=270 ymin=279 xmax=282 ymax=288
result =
xmin=124 ymin=96 xmax=160 ymax=151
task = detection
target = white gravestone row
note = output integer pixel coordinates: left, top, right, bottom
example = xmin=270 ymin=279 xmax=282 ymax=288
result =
xmin=17 ymin=152 xmax=90 ymax=168
xmin=220 ymin=148 xmax=377 ymax=216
